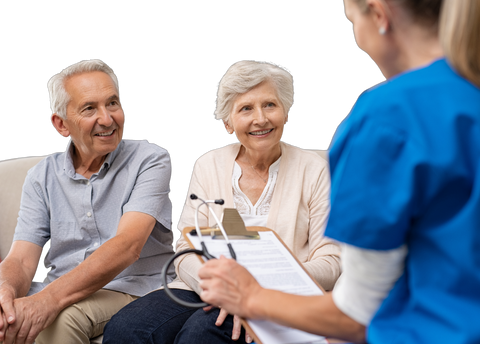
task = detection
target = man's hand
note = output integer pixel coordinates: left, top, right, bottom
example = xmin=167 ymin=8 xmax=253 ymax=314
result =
xmin=0 ymin=285 xmax=16 ymax=341
xmin=198 ymin=256 xmax=262 ymax=320
xmin=1 ymin=241 xmax=42 ymax=343
xmin=2 ymin=292 xmax=60 ymax=344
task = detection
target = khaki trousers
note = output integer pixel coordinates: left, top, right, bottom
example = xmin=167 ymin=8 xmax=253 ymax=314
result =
xmin=36 ymin=289 xmax=138 ymax=344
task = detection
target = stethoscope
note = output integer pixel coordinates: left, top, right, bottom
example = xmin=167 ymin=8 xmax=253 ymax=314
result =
xmin=161 ymin=194 xmax=237 ymax=308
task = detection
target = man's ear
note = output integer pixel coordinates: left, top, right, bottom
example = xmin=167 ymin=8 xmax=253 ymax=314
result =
xmin=51 ymin=114 xmax=70 ymax=138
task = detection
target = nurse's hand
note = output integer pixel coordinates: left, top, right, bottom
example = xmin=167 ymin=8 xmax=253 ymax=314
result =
xmin=199 ymin=256 xmax=262 ymax=320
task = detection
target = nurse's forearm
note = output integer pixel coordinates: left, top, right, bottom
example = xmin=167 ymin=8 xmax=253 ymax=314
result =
xmin=250 ymin=290 xmax=366 ymax=342
xmin=199 ymin=257 xmax=366 ymax=342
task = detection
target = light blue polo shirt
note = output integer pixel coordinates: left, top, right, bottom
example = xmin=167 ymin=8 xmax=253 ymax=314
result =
xmin=14 ymin=139 xmax=175 ymax=296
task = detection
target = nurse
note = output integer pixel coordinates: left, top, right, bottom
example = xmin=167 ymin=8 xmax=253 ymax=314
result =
xmin=198 ymin=0 xmax=480 ymax=343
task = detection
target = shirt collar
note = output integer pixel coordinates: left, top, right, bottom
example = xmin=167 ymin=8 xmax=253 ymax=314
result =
xmin=63 ymin=140 xmax=123 ymax=179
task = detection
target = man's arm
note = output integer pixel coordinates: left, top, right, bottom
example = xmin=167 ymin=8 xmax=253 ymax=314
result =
xmin=44 ymin=211 xmax=155 ymax=305
xmin=0 ymin=241 xmax=42 ymax=341
xmin=198 ymin=257 xmax=366 ymax=343
xmin=3 ymin=211 xmax=155 ymax=344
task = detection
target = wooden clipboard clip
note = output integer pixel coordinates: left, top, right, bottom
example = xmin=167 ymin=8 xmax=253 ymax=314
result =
xmin=189 ymin=208 xmax=260 ymax=240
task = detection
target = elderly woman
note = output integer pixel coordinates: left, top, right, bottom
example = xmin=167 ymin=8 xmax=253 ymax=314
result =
xmin=198 ymin=0 xmax=480 ymax=343
xmin=103 ymin=61 xmax=341 ymax=344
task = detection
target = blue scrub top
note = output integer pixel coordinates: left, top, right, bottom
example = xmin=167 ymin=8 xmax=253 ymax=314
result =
xmin=325 ymin=59 xmax=480 ymax=344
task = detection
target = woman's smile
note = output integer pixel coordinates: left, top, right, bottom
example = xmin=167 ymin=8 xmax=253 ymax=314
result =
xmin=249 ymin=128 xmax=274 ymax=136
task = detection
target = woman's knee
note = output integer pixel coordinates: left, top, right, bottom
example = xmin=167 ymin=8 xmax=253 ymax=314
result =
xmin=103 ymin=289 xmax=201 ymax=344
xmin=174 ymin=308 xmax=246 ymax=344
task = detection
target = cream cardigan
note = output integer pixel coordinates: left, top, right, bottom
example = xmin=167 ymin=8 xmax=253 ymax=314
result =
xmin=168 ymin=142 xmax=341 ymax=293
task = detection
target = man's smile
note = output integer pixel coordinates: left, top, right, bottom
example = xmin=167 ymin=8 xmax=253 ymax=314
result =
xmin=94 ymin=129 xmax=115 ymax=137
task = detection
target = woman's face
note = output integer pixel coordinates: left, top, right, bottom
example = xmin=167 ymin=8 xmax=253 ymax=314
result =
xmin=226 ymin=81 xmax=287 ymax=155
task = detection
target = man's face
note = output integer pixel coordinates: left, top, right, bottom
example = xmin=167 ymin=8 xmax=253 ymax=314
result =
xmin=60 ymin=71 xmax=124 ymax=161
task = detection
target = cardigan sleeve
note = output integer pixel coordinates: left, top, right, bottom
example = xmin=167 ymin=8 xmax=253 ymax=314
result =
xmin=173 ymin=149 xmax=230 ymax=294
xmin=302 ymin=162 xmax=342 ymax=291
xmin=174 ymin=162 xmax=210 ymax=295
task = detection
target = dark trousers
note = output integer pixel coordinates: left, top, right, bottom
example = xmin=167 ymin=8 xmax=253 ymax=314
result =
xmin=102 ymin=289 xmax=248 ymax=344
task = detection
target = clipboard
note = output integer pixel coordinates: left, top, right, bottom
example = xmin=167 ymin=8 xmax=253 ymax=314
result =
xmin=182 ymin=225 xmax=333 ymax=344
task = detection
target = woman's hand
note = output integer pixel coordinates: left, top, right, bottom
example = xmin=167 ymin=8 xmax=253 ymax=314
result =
xmin=212 ymin=308 xmax=253 ymax=343
xmin=198 ymin=256 xmax=263 ymax=320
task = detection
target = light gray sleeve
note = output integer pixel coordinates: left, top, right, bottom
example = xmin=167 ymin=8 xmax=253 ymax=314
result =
xmin=332 ymin=244 xmax=408 ymax=325
xmin=13 ymin=170 xmax=50 ymax=247
xmin=123 ymin=146 xmax=172 ymax=230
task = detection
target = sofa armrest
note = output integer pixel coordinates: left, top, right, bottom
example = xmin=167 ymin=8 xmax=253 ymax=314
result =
xmin=0 ymin=156 xmax=45 ymax=260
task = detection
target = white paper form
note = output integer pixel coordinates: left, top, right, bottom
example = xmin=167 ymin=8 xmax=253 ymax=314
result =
xmin=187 ymin=231 xmax=328 ymax=344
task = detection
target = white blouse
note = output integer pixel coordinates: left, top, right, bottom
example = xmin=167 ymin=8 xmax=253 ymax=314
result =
xmin=232 ymin=157 xmax=281 ymax=227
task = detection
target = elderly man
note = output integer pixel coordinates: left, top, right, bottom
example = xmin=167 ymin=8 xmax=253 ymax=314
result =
xmin=0 ymin=59 xmax=175 ymax=344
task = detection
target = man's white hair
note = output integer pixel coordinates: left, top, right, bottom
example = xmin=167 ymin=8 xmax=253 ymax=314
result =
xmin=214 ymin=60 xmax=294 ymax=123
xmin=47 ymin=59 xmax=119 ymax=119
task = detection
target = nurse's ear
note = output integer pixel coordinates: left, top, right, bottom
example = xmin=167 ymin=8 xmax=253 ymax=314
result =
xmin=365 ymin=0 xmax=392 ymax=35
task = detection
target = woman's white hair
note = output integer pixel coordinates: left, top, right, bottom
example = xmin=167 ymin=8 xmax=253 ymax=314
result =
xmin=214 ymin=60 xmax=294 ymax=123
xmin=47 ymin=59 xmax=119 ymax=119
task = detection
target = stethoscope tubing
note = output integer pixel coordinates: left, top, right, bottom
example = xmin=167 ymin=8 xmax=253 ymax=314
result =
xmin=161 ymin=248 xmax=211 ymax=308
xmin=160 ymin=194 xmax=236 ymax=308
